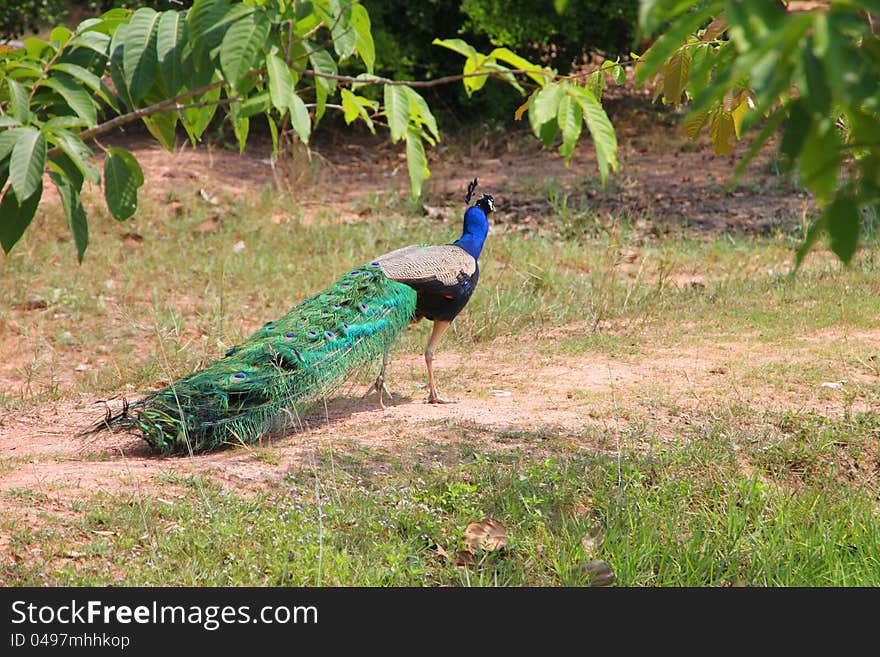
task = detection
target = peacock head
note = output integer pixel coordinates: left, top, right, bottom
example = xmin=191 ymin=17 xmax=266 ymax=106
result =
xmin=475 ymin=194 xmax=494 ymax=215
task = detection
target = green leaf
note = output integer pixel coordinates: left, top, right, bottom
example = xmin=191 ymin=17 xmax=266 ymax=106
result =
xmin=573 ymin=88 xmax=619 ymax=183
xmin=265 ymin=112 xmax=279 ymax=161
xmin=220 ymin=10 xmax=269 ymax=89
xmin=42 ymin=73 xmax=99 ymax=125
xmin=188 ymin=0 xmax=230 ymax=60
xmin=384 ymin=85 xmax=409 ymax=143
xmin=709 ymin=109 xmax=735 ymax=156
xmin=431 ymin=38 xmax=478 ymax=60
xmin=142 ymin=108 xmax=178 ymax=151
xmin=103 ymin=147 xmax=144 ymax=221
xmin=49 ymin=171 xmax=89 ymax=263
xmin=157 ymin=10 xmax=186 ymax=96
xmin=686 ymin=42 xmax=713 ymax=98
xmin=7 ymin=79 xmax=31 ymax=123
xmin=181 ymin=84 xmax=221 ymax=142
xmin=46 ymin=125 xmax=99 ymax=185
xmin=48 ymin=152 xmax=84 ymax=192
xmin=405 ymin=127 xmax=429 ymax=199
xmin=230 ymin=104 xmax=249 ymax=153
xmin=531 ymin=83 xmax=563 ymax=126
xmin=0 ymin=128 xmax=26 ymax=162
xmin=799 ymin=122 xmax=840 ymax=201
xmin=406 ymin=88 xmax=439 ymax=143
xmin=267 ymin=53 xmax=296 ymax=113
xmin=734 ymin=107 xmax=785 ymax=179
xmin=10 ymin=127 xmax=46 ymax=201
xmin=123 ymin=7 xmax=161 ymax=105
xmin=489 ymin=47 xmax=547 ymax=86
xmin=340 ymin=89 xmax=376 ymax=132
xmin=779 ymin=100 xmax=812 ymax=172
xmin=341 ymin=88 xmax=361 ymax=124
xmin=801 ymin=36 xmax=831 ymax=117
xmin=350 ymin=3 xmax=375 ymax=73
xmin=238 ymin=91 xmax=270 ymax=118
xmin=557 ymin=92 xmax=583 ymax=165
xmin=309 ymin=48 xmax=338 ymax=91
xmin=683 ymin=108 xmax=711 ymax=141
xmin=0 ymin=182 xmax=42 ymax=255
xmin=635 ymin=1 xmax=722 ymax=83
xmin=289 ymin=93 xmax=311 ymax=145
xmin=309 ymin=48 xmax=338 ymax=123
xmin=538 ymin=117 xmax=558 ymax=148
xmin=68 ymin=30 xmax=111 ymax=56
xmin=794 ymin=216 xmax=825 ymax=270
xmin=330 ymin=3 xmax=356 ymax=61
xmin=462 ymin=55 xmax=489 ymax=96
xmin=49 ymin=62 xmax=114 ymax=107
xmin=662 ymin=47 xmax=691 ymax=105
xmin=825 ymin=194 xmax=860 ymax=264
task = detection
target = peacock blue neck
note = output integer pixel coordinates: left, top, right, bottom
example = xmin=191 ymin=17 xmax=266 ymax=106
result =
xmin=452 ymin=206 xmax=489 ymax=261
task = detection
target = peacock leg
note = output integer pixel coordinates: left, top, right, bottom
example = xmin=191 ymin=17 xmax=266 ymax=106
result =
xmin=365 ymin=350 xmax=393 ymax=409
xmin=425 ymin=320 xmax=455 ymax=404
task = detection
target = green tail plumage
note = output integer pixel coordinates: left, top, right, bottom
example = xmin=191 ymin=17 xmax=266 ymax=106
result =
xmin=98 ymin=263 xmax=417 ymax=454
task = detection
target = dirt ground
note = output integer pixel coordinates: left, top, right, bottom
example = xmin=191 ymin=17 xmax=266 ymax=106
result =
xmin=0 ymin=95 xmax=833 ymax=527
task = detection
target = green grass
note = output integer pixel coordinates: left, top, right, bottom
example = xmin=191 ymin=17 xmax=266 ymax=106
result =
xmin=2 ymin=169 xmax=880 ymax=586
xmin=2 ymin=411 xmax=878 ymax=585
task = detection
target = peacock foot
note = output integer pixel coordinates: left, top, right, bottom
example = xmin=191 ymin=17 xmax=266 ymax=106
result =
xmin=426 ymin=392 xmax=456 ymax=404
xmin=365 ymin=377 xmax=393 ymax=410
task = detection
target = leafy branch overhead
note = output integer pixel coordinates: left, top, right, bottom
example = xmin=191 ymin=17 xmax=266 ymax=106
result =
xmin=0 ymin=0 xmax=625 ymax=263
xmin=637 ymin=0 xmax=880 ymax=266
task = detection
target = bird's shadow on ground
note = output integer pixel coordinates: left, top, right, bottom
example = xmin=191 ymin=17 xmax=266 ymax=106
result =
xmin=278 ymin=389 xmax=416 ymax=436
xmin=87 ymin=390 xmax=417 ymax=459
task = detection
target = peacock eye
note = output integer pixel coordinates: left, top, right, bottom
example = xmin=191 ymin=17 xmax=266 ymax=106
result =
xmin=358 ymin=303 xmax=368 ymax=312
xmin=234 ymin=373 xmax=246 ymax=379
xmin=307 ymin=330 xmax=318 ymax=337
xmin=285 ymin=333 xmax=294 ymax=338
xmin=371 ymin=261 xmax=380 ymax=266
xmin=325 ymin=331 xmax=335 ymax=339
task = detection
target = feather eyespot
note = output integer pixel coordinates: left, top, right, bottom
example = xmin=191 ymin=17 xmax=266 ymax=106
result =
xmin=307 ymin=330 xmax=318 ymax=338
xmin=325 ymin=331 xmax=335 ymax=339
xmin=284 ymin=332 xmax=295 ymax=338
xmin=359 ymin=303 xmax=368 ymax=312
xmin=300 ymin=317 xmax=309 ymax=323
xmin=371 ymin=261 xmax=380 ymax=266
xmin=341 ymin=323 xmax=349 ymax=330
xmin=234 ymin=373 xmax=246 ymax=379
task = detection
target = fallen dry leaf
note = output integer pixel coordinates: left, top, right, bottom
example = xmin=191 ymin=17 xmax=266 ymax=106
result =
xmin=463 ymin=518 xmax=508 ymax=553
xmin=12 ymin=299 xmax=48 ymax=311
xmin=581 ymin=524 xmax=605 ymax=558
xmin=193 ymin=216 xmax=222 ymax=234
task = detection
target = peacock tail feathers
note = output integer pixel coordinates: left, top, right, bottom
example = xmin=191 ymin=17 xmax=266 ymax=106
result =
xmin=101 ymin=262 xmax=417 ymax=454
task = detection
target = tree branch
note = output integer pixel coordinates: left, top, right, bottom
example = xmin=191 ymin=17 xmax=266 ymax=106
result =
xmin=289 ymin=65 xmax=554 ymax=88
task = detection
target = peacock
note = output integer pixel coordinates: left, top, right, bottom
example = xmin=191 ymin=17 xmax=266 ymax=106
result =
xmin=94 ymin=178 xmax=494 ymax=455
